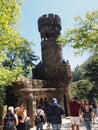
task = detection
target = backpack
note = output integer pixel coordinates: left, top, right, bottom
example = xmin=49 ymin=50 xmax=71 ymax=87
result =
xmin=54 ymin=107 xmax=60 ymax=115
xmin=52 ymin=106 xmax=60 ymax=118
xmin=4 ymin=113 xmax=16 ymax=130
xmin=35 ymin=111 xmax=41 ymax=126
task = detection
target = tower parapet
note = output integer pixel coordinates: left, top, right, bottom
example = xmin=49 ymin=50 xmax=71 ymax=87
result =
xmin=38 ymin=14 xmax=63 ymax=65
xmin=38 ymin=14 xmax=61 ymax=40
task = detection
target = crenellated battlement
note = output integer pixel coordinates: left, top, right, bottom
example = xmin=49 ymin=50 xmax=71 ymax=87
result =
xmin=38 ymin=14 xmax=61 ymax=39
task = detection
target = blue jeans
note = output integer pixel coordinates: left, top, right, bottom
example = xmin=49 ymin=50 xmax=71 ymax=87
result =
xmin=52 ymin=124 xmax=61 ymax=130
xmin=94 ymin=108 xmax=97 ymax=116
xmin=84 ymin=120 xmax=92 ymax=130
xmin=36 ymin=122 xmax=44 ymax=130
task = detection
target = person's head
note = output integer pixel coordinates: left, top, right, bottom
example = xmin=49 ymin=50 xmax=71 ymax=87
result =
xmin=84 ymin=99 xmax=89 ymax=106
xmin=15 ymin=107 xmax=20 ymax=113
xmin=52 ymin=98 xmax=57 ymax=103
xmin=37 ymin=105 xmax=42 ymax=109
xmin=8 ymin=106 xmax=14 ymax=114
xmin=46 ymin=100 xmax=50 ymax=105
xmin=20 ymin=103 xmax=26 ymax=112
xmin=81 ymin=100 xmax=84 ymax=103
xmin=73 ymin=96 xmax=78 ymax=101
xmin=93 ymin=97 xmax=96 ymax=101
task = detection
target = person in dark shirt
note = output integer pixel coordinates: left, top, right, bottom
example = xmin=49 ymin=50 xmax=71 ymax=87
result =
xmin=44 ymin=100 xmax=51 ymax=129
xmin=48 ymin=98 xmax=65 ymax=130
xmin=17 ymin=103 xmax=27 ymax=130
xmin=92 ymin=97 xmax=97 ymax=117
xmin=69 ymin=96 xmax=81 ymax=130
xmin=81 ymin=100 xmax=95 ymax=130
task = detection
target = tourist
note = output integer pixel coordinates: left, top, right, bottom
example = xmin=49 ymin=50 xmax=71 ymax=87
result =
xmin=79 ymin=100 xmax=85 ymax=125
xmin=62 ymin=59 xmax=66 ymax=64
xmin=44 ymin=100 xmax=51 ymax=129
xmin=48 ymin=98 xmax=65 ymax=130
xmin=3 ymin=106 xmax=18 ymax=130
xmin=81 ymin=100 xmax=95 ymax=130
xmin=34 ymin=105 xmax=46 ymax=130
xmin=69 ymin=96 xmax=81 ymax=130
xmin=92 ymin=97 xmax=97 ymax=117
xmin=66 ymin=60 xmax=69 ymax=64
xmin=17 ymin=103 xmax=27 ymax=130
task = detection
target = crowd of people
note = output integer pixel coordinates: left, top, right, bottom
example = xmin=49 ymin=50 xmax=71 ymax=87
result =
xmin=2 ymin=98 xmax=65 ymax=130
xmin=2 ymin=97 xmax=98 ymax=130
xmin=2 ymin=103 xmax=31 ymax=130
xmin=33 ymin=98 xmax=65 ymax=130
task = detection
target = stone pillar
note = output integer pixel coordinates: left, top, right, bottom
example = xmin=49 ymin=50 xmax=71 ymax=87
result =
xmin=17 ymin=91 xmax=36 ymax=127
xmin=31 ymin=95 xmax=36 ymax=127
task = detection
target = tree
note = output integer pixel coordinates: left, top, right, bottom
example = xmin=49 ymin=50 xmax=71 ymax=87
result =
xmin=71 ymin=54 xmax=98 ymax=99
xmin=71 ymin=80 xmax=93 ymax=100
xmin=58 ymin=10 xmax=98 ymax=55
xmin=0 ymin=0 xmax=23 ymax=86
xmin=0 ymin=0 xmax=23 ymax=50
xmin=84 ymin=54 xmax=98 ymax=84
xmin=72 ymin=65 xmax=82 ymax=82
xmin=84 ymin=54 xmax=98 ymax=97
xmin=2 ymin=39 xmax=39 ymax=78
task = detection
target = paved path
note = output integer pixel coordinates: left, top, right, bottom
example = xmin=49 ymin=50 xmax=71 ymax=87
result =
xmin=31 ymin=117 xmax=98 ymax=130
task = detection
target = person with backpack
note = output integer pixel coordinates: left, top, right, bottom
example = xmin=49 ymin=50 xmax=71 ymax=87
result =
xmin=34 ymin=105 xmax=46 ymax=130
xmin=3 ymin=106 xmax=18 ymax=130
xmin=81 ymin=100 xmax=95 ymax=130
xmin=48 ymin=98 xmax=65 ymax=130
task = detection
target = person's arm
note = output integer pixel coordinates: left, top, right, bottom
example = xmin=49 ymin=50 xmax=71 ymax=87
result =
xmin=59 ymin=106 xmax=65 ymax=115
xmin=41 ymin=110 xmax=46 ymax=123
xmin=2 ymin=118 xmax=4 ymax=128
xmin=43 ymin=114 xmax=46 ymax=123
xmin=91 ymin=112 xmax=95 ymax=124
xmin=14 ymin=114 xmax=19 ymax=126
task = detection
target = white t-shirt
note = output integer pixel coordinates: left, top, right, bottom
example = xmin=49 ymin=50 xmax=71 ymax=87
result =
xmin=34 ymin=109 xmax=44 ymax=116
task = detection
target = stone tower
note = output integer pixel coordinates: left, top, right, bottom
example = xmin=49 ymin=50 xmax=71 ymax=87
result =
xmin=38 ymin=14 xmax=63 ymax=65
xmin=32 ymin=14 xmax=71 ymax=115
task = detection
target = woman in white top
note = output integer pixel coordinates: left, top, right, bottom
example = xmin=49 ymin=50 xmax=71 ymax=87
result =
xmin=34 ymin=105 xmax=46 ymax=130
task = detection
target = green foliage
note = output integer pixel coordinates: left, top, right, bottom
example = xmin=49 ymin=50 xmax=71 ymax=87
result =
xmin=84 ymin=54 xmax=98 ymax=85
xmin=0 ymin=0 xmax=24 ymax=85
xmin=71 ymin=54 xmax=98 ymax=100
xmin=71 ymin=80 xmax=93 ymax=100
xmin=58 ymin=10 xmax=98 ymax=55
xmin=2 ymin=39 xmax=39 ymax=78
xmin=84 ymin=54 xmax=98 ymax=98
xmin=0 ymin=0 xmax=23 ymax=50
xmin=72 ymin=65 xmax=83 ymax=82
xmin=0 ymin=67 xmax=22 ymax=86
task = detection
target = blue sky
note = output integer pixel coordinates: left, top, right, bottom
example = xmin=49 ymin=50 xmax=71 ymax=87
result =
xmin=20 ymin=0 xmax=98 ymax=70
